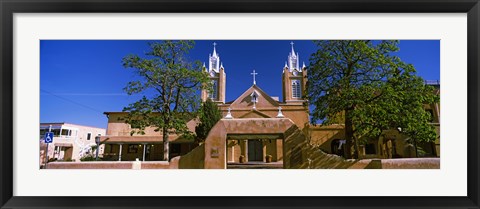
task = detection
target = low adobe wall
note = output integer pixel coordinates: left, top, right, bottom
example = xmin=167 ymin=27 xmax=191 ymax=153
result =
xmin=48 ymin=162 xmax=134 ymax=169
xmin=378 ymin=158 xmax=439 ymax=169
xmin=45 ymin=157 xmax=439 ymax=169
xmin=47 ymin=161 xmax=172 ymax=169
xmin=305 ymin=146 xmax=440 ymax=169
xmin=177 ymin=144 xmax=205 ymax=169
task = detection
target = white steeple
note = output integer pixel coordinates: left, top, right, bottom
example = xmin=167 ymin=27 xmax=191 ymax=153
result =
xmin=212 ymin=42 xmax=217 ymax=56
xmin=288 ymin=41 xmax=302 ymax=72
xmin=208 ymin=42 xmax=220 ymax=74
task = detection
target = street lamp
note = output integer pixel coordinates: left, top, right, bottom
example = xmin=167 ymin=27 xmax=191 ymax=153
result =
xmin=95 ymin=135 xmax=101 ymax=161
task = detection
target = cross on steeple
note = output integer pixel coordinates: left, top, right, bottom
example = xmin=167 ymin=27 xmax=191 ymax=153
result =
xmin=212 ymin=42 xmax=218 ymax=56
xmin=251 ymin=69 xmax=258 ymax=85
xmin=290 ymin=41 xmax=296 ymax=55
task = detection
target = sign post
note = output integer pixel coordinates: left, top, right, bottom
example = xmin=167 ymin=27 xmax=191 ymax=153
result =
xmin=95 ymin=135 xmax=101 ymax=161
xmin=44 ymin=125 xmax=54 ymax=169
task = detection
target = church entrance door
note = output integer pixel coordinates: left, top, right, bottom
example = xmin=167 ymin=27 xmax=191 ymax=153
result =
xmin=248 ymin=139 xmax=263 ymax=161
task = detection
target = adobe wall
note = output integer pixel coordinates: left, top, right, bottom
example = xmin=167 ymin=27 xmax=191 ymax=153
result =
xmin=47 ymin=161 xmax=173 ymax=169
xmin=177 ymin=144 xmax=205 ymax=169
xmin=106 ymin=112 xmax=198 ymax=136
xmin=45 ymin=157 xmax=439 ymax=169
xmin=218 ymin=107 xmax=309 ymax=130
xmin=306 ymin=124 xmax=344 ymax=150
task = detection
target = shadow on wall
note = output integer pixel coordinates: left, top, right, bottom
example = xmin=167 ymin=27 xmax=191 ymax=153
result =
xmin=178 ymin=144 xmax=205 ymax=169
xmin=284 ymin=125 xmax=361 ymax=169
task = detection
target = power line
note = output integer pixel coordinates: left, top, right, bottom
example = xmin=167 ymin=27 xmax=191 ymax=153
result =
xmin=40 ymin=89 xmax=104 ymax=113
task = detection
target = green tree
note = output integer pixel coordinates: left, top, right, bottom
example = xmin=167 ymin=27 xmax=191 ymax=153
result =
xmin=307 ymin=40 xmax=438 ymax=159
xmin=121 ymin=41 xmax=209 ymax=161
xmin=353 ymin=65 xmax=439 ymax=154
xmin=195 ymin=99 xmax=223 ymax=143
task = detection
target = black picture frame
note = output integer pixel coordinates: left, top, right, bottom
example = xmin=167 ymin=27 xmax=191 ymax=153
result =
xmin=1 ymin=0 xmax=479 ymax=208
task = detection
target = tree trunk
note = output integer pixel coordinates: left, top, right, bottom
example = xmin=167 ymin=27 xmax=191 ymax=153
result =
xmin=163 ymin=129 xmax=169 ymax=161
xmin=344 ymin=109 xmax=354 ymax=159
xmin=354 ymin=136 xmax=360 ymax=159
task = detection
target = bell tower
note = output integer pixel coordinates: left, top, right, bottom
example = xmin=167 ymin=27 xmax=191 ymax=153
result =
xmin=282 ymin=42 xmax=307 ymax=103
xmin=202 ymin=42 xmax=226 ymax=103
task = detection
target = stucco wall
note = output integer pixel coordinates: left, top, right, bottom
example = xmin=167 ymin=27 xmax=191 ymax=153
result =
xmin=218 ymin=107 xmax=309 ymax=130
xmin=177 ymin=144 xmax=205 ymax=169
xmin=105 ymin=112 xmax=198 ymax=137
xmin=46 ymin=157 xmax=439 ymax=169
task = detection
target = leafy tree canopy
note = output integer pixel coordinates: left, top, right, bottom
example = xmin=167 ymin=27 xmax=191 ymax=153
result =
xmin=307 ymin=40 xmax=439 ymax=158
xmin=121 ymin=41 xmax=210 ymax=160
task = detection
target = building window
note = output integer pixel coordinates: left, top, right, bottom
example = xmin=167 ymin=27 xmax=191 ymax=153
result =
xmin=209 ymin=80 xmax=218 ymax=100
xmin=61 ymin=129 xmax=71 ymax=136
xmin=292 ymin=79 xmax=301 ymax=98
xmin=51 ymin=129 xmax=61 ymax=137
xmin=251 ymin=91 xmax=259 ymax=103
xmin=39 ymin=128 xmax=47 ymax=137
xmin=86 ymin=133 xmax=92 ymax=140
xmin=128 ymin=145 xmax=139 ymax=153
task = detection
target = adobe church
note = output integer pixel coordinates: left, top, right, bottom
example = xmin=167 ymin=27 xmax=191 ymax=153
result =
xmin=101 ymin=42 xmax=440 ymax=166
xmin=200 ymin=42 xmax=309 ymax=163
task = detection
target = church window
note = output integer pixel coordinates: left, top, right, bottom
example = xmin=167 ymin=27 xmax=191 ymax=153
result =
xmin=251 ymin=91 xmax=259 ymax=103
xmin=209 ymin=80 xmax=218 ymax=100
xmin=292 ymin=79 xmax=301 ymax=98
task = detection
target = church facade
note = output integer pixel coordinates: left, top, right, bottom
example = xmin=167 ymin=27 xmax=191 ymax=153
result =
xmin=200 ymin=43 xmax=309 ymax=163
xmin=100 ymin=42 xmax=440 ymax=164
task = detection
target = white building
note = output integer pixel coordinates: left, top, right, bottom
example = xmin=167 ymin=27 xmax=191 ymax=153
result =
xmin=40 ymin=122 xmax=106 ymax=165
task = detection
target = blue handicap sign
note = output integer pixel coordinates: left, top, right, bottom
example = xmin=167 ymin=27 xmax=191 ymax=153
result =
xmin=44 ymin=132 xmax=54 ymax=143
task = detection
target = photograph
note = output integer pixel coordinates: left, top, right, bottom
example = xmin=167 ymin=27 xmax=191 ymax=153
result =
xmin=39 ymin=40 xmax=440 ymax=169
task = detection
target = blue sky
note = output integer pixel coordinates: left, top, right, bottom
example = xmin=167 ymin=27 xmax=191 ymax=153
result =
xmin=40 ymin=40 xmax=440 ymax=129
